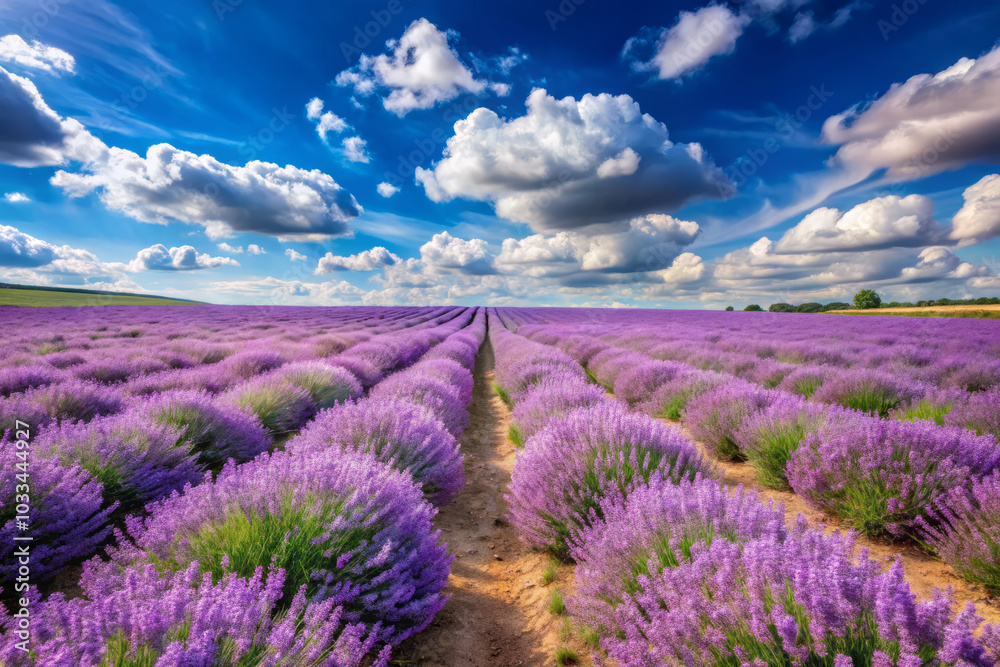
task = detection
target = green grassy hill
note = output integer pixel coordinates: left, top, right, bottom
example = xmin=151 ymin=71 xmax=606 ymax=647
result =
xmin=0 ymin=283 xmax=205 ymax=307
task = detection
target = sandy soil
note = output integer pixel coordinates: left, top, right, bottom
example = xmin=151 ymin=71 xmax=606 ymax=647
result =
xmin=828 ymin=304 xmax=1000 ymax=314
xmin=668 ymin=419 xmax=1000 ymax=626
xmin=394 ymin=340 xmax=594 ymax=667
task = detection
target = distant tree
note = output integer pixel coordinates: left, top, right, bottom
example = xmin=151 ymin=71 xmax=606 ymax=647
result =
xmin=744 ymin=304 xmax=763 ymax=312
xmin=853 ymin=289 xmax=882 ymax=310
xmin=769 ymin=303 xmax=795 ymax=313
xmin=796 ymin=302 xmax=823 ymax=313
xmin=916 ymin=300 xmax=930 ymax=307
xmin=725 ymin=306 xmax=734 ymax=311
xmin=821 ymin=302 xmax=851 ymax=312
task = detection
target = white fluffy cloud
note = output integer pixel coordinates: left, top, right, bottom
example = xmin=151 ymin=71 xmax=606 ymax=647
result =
xmin=336 ymin=19 xmax=505 ymax=116
xmin=247 ymin=244 xmax=267 ymax=255
xmin=774 ymin=194 xmax=944 ymax=253
xmin=950 ymin=174 xmax=1000 ymax=246
xmin=416 ymin=88 xmax=730 ymax=232
xmin=127 ymin=244 xmax=240 ymax=271
xmin=377 ymin=182 xmax=399 ymax=198
xmin=3 ymin=192 xmax=29 ymax=203
xmin=342 ymin=136 xmax=369 ymax=163
xmin=315 ymin=246 xmax=401 ymax=273
xmin=51 ymin=143 xmax=362 ymax=240
xmin=0 ymin=224 xmax=58 ymax=267
xmin=0 ymin=65 xmax=105 ymax=167
xmin=900 ymin=246 xmax=986 ymax=282
xmin=420 ymin=232 xmax=495 ymax=275
xmin=217 ymin=242 xmax=243 ymax=253
xmin=822 ymin=45 xmax=1000 ymax=181
xmin=305 ymin=97 xmax=348 ymax=142
xmin=653 ymin=252 xmax=706 ymax=284
xmin=626 ymin=5 xmax=750 ymax=80
xmin=0 ymin=35 xmax=75 ymax=74
xmin=285 ymin=248 xmax=307 ymax=262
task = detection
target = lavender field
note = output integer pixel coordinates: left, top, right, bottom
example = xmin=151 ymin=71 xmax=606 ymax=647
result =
xmin=1 ymin=305 xmax=999 ymax=666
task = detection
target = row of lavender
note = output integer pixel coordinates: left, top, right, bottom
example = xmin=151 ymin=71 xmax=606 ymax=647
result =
xmin=507 ymin=308 xmax=1000 ymax=429
xmin=0 ymin=306 xmax=472 ymax=585
xmin=506 ymin=311 xmax=1000 ymax=598
xmin=488 ymin=309 xmax=1000 ymax=666
xmin=0 ymin=306 xmax=486 ymax=665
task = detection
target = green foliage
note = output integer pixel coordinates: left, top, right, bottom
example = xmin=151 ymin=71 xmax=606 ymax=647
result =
xmin=743 ymin=304 xmax=763 ymax=312
xmin=821 ymin=302 xmax=851 ymax=311
xmin=492 ymin=382 xmax=512 ymax=408
xmin=554 ymin=647 xmax=578 ymax=666
xmin=795 ymin=302 xmax=823 ymax=313
xmin=893 ymin=399 xmax=953 ymax=426
xmin=549 ymin=588 xmax=566 ymax=615
xmin=853 ymin=289 xmax=882 ymax=310
xmin=508 ymin=423 xmax=525 ymax=447
xmin=768 ymin=303 xmax=795 ymax=313
xmin=541 ymin=559 xmax=558 ymax=586
xmin=725 ymin=306 xmax=734 ymax=311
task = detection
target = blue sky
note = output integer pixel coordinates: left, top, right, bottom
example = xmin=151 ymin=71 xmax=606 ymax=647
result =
xmin=1 ymin=0 xmax=999 ymax=308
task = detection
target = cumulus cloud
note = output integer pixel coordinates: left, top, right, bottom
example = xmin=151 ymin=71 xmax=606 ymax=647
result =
xmin=51 ymin=143 xmax=362 ymax=240
xmin=774 ymin=194 xmax=945 ymax=253
xmin=653 ymin=252 xmax=706 ymax=284
xmin=822 ymin=45 xmax=1000 ymax=181
xmin=217 ymin=242 xmax=243 ymax=253
xmin=126 ymin=244 xmax=240 ymax=271
xmin=285 ymin=249 xmax=307 ymax=262
xmin=342 ymin=136 xmax=370 ymax=163
xmin=0 ymin=224 xmax=58 ymax=267
xmin=625 ymin=5 xmax=750 ymax=80
xmin=305 ymin=97 xmax=348 ymax=142
xmin=899 ymin=246 xmax=986 ymax=282
xmin=416 ymin=88 xmax=731 ymax=232
xmin=336 ymin=19 xmax=505 ymax=116
xmin=0 ymin=35 xmax=75 ymax=74
xmin=315 ymin=246 xmax=401 ymax=273
xmin=0 ymin=65 xmax=105 ymax=167
xmin=3 ymin=192 xmax=29 ymax=203
xmin=247 ymin=244 xmax=267 ymax=255
xmin=420 ymin=232 xmax=495 ymax=275
xmin=950 ymin=173 xmax=1000 ymax=246
xmin=377 ymin=182 xmax=399 ymax=198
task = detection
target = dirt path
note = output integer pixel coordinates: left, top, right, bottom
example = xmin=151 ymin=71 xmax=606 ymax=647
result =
xmin=395 ymin=340 xmax=593 ymax=667
xmin=666 ymin=419 xmax=1000 ymax=626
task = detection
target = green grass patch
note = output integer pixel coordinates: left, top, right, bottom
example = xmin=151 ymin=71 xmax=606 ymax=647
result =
xmin=508 ymin=423 xmax=525 ymax=447
xmin=548 ymin=588 xmax=566 ymax=615
xmin=829 ymin=310 xmax=1000 ymax=319
xmin=554 ymin=647 xmax=578 ymax=666
xmin=541 ymin=559 xmax=558 ymax=586
xmin=492 ymin=382 xmax=513 ymax=408
xmin=0 ymin=285 xmax=203 ymax=307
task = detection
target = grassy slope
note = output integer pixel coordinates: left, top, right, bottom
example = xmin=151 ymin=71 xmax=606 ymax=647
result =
xmin=828 ymin=307 xmax=1000 ymax=319
xmin=0 ymin=287 xmax=201 ymax=307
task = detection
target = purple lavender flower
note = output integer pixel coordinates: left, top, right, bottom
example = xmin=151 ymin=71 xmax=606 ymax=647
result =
xmin=137 ymin=389 xmax=272 ymax=469
xmin=599 ymin=527 xmax=995 ymax=667
xmin=919 ymin=470 xmax=1000 ymax=594
xmin=222 ymin=375 xmax=318 ymax=437
xmin=0 ymin=562 xmax=392 ymax=666
xmin=812 ymin=368 xmax=927 ymax=417
xmin=0 ymin=364 xmax=62 ymax=396
xmin=34 ymin=411 xmax=204 ymax=515
xmin=943 ymin=387 xmax=1000 ymax=439
xmin=409 ymin=358 xmax=474 ymax=407
xmin=0 ymin=435 xmax=115 ymax=583
xmin=777 ymin=366 xmax=829 ymax=398
xmin=612 ymin=360 xmax=684 ymax=408
xmin=511 ymin=376 xmax=609 ymax=440
xmin=120 ymin=449 xmax=451 ymax=645
xmin=287 ymin=398 xmax=464 ymax=505
xmin=370 ymin=372 xmax=469 ymax=438
xmin=788 ymin=414 xmax=1000 ymax=537
xmin=642 ymin=369 xmax=729 ymax=420
xmin=218 ymin=348 xmax=286 ymax=382
xmin=506 ymin=402 xmax=715 ymax=559
xmin=683 ymin=380 xmax=782 ymax=461
xmin=269 ymin=360 xmax=363 ymax=409
xmin=569 ymin=476 xmax=787 ymax=636
xmin=734 ymin=394 xmax=831 ymax=489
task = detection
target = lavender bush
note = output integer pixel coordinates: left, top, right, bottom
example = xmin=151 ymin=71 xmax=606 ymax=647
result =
xmin=788 ymin=415 xmax=1000 ymax=537
xmin=944 ymin=387 xmax=1000 ymax=439
xmin=137 ymin=389 xmax=272 ymax=469
xmin=734 ymin=395 xmax=831 ymax=489
xmin=599 ymin=527 xmax=997 ymax=666
xmin=0 ymin=435 xmax=115 ymax=583
xmin=370 ymin=372 xmax=469 ymax=438
xmin=684 ymin=381 xmax=782 ymax=461
xmin=119 ymin=448 xmax=451 ymax=644
xmin=612 ymin=360 xmax=683 ymax=407
xmin=34 ymin=412 xmax=204 ymax=515
xmin=270 ymin=361 xmax=363 ymax=409
xmin=507 ymin=402 xmax=714 ymax=559
xmin=812 ymin=368 xmax=926 ymax=417
xmin=222 ymin=375 xmax=318 ymax=437
xmin=287 ymin=399 xmax=464 ymax=505
xmin=919 ymin=470 xmax=1000 ymax=594
xmin=0 ymin=562 xmax=391 ymax=666
xmin=569 ymin=477 xmax=786 ymax=637
xmin=511 ymin=377 xmax=609 ymax=440
xmin=643 ymin=369 xmax=729 ymax=420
